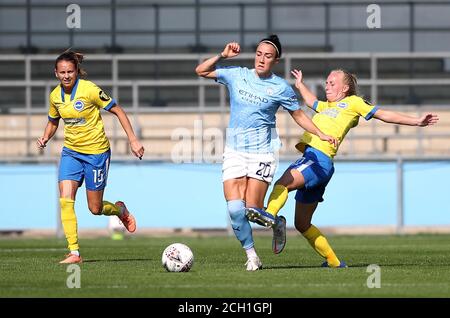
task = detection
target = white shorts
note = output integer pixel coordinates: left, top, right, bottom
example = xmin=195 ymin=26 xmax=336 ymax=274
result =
xmin=222 ymin=146 xmax=277 ymax=183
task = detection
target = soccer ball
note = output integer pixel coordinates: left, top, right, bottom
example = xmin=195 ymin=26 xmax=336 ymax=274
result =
xmin=161 ymin=243 xmax=194 ymax=272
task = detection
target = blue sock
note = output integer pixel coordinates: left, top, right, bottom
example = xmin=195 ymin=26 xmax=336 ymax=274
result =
xmin=227 ymin=200 xmax=254 ymax=249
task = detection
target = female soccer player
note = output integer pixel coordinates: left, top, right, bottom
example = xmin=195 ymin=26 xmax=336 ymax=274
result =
xmin=195 ymin=35 xmax=337 ymax=270
xmin=37 ymin=50 xmax=145 ymax=264
xmin=248 ymin=68 xmax=439 ymax=267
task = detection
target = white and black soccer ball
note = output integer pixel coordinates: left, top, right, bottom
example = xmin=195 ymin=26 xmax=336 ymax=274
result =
xmin=161 ymin=243 xmax=194 ymax=272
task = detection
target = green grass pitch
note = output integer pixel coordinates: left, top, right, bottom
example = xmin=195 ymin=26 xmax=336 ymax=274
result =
xmin=1 ymin=234 xmax=450 ymax=297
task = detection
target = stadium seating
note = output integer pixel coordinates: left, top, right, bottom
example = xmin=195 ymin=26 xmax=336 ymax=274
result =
xmin=1 ymin=49 xmax=449 ymax=159
xmin=1 ymin=109 xmax=449 ymax=158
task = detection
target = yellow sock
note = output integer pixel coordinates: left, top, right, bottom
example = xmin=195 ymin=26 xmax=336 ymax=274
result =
xmin=302 ymin=225 xmax=340 ymax=267
xmin=60 ymin=198 xmax=79 ymax=252
xmin=266 ymin=185 xmax=288 ymax=217
xmin=101 ymin=201 xmax=120 ymax=216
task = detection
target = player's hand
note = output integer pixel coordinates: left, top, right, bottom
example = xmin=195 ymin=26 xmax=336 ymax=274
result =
xmin=36 ymin=137 xmax=48 ymax=149
xmin=418 ymin=113 xmax=439 ymax=126
xmin=130 ymin=139 xmax=144 ymax=160
xmin=318 ymin=132 xmax=339 ymax=149
xmin=291 ymin=69 xmax=304 ymax=89
xmin=221 ymin=42 xmax=240 ymax=59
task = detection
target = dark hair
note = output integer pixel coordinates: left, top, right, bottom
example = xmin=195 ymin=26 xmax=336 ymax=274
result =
xmin=333 ymin=69 xmax=358 ymax=96
xmin=55 ymin=49 xmax=87 ymax=78
xmin=258 ymin=34 xmax=282 ymax=58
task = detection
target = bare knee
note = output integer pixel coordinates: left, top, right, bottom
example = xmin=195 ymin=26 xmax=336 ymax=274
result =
xmin=295 ymin=221 xmax=311 ymax=234
xmin=88 ymin=204 xmax=103 ymax=215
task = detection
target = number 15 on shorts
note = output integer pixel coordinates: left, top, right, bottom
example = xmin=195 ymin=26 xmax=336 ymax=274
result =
xmin=93 ymin=169 xmax=104 ymax=184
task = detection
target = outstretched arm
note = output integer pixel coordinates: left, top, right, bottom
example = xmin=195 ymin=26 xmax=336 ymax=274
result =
xmin=109 ymin=104 xmax=145 ymax=159
xmin=373 ymin=109 xmax=439 ymax=127
xmin=195 ymin=42 xmax=241 ymax=79
xmin=291 ymin=69 xmax=318 ymax=109
xmin=37 ymin=119 xmax=59 ymax=149
xmin=289 ymin=109 xmax=339 ymax=148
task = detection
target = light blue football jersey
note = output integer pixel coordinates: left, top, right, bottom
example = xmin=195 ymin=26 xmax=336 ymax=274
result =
xmin=216 ymin=66 xmax=299 ymax=153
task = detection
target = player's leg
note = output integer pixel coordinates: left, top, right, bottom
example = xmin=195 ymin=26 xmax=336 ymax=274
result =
xmin=86 ymin=189 xmax=104 ymax=215
xmin=84 ymin=149 xmax=136 ymax=233
xmin=270 ymin=147 xmax=335 ymax=255
xmin=241 ymin=177 xmax=272 ymax=270
xmin=223 ymin=147 xmax=254 ymax=253
xmin=295 ymin=194 xmax=346 ymax=268
xmin=224 ymin=177 xmax=262 ymax=270
xmin=58 ymin=148 xmax=83 ymax=264
xmin=222 ymin=147 xmax=261 ymax=270
xmin=266 ymin=167 xmax=305 ymax=216
xmin=252 ymin=148 xmax=330 ymax=224
xmin=59 ymin=180 xmax=82 ymax=264
xmin=83 ymin=149 xmax=110 ymax=215
xmin=245 ymin=160 xmax=306 ymax=227
xmin=225 ymin=178 xmax=262 ymax=270
xmin=86 ymin=190 xmax=136 ymax=233
xmin=240 ymin=150 xmax=276 ymax=269
xmin=263 ymin=168 xmax=303 ymax=254
xmin=244 ymin=151 xmax=279 ymax=227
xmin=244 ymin=177 xmax=268 ymax=208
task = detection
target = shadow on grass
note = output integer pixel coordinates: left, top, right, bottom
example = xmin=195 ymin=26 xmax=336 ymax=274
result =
xmin=83 ymin=258 xmax=153 ymax=263
xmin=264 ymin=264 xmax=325 ymax=270
xmin=265 ymin=263 xmax=372 ymax=269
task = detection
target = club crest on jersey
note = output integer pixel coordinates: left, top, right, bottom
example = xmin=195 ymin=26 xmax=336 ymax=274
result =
xmin=266 ymin=87 xmax=274 ymax=96
xmin=73 ymin=100 xmax=84 ymax=111
xmin=337 ymin=102 xmax=348 ymax=109
xmin=99 ymin=91 xmax=111 ymax=102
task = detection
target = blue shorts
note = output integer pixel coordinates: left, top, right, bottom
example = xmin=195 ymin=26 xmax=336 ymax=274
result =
xmin=59 ymin=147 xmax=111 ymax=191
xmin=288 ymin=146 xmax=334 ymax=203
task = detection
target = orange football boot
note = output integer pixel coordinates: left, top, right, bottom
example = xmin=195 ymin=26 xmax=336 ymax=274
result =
xmin=115 ymin=201 xmax=136 ymax=233
xmin=59 ymin=253 xmax=82 ymax=264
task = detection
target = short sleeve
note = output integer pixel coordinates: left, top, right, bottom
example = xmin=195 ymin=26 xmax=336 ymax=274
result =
xmin=88 ymin=82 xmax=116 ymax=111
xmin=48 ymin=95 xmax=60 ymax=122
xmin=279 ymin=85 xmax=300 ymax=111
xmin=312 ymin=100 xmax=328 ymax=113
xmin=354 ymin=97 xmax=379 ymax=120
xmin=215 ymin=66 xmax=241 ymax=86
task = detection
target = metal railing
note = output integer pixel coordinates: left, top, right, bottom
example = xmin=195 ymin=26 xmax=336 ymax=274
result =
xmin=1 ymin=52 xmax=450 ymax=158
xmin=1 ymin=1 xmax=450 ymax=53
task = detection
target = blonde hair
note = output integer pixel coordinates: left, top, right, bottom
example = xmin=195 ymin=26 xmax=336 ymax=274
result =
xmin=55 ymin=49 xmax=87 ymax=78
xmin=332 ymin=69 xmax=358 ymax=97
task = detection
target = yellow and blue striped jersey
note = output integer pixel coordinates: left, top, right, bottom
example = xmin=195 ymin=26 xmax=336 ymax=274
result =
xmin=48 ymin=79 xmax=116 ymax=154
xmin=297 ymin=95 xmax=378 ymax=158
